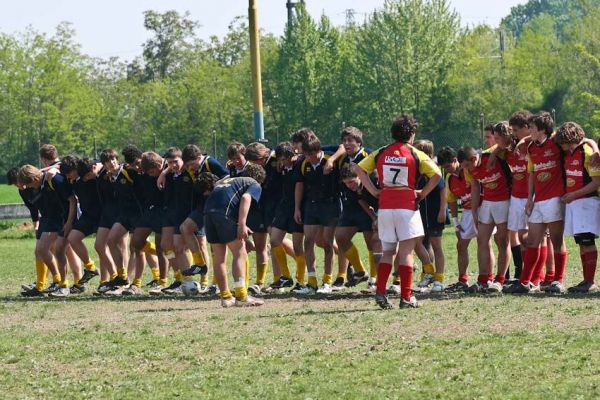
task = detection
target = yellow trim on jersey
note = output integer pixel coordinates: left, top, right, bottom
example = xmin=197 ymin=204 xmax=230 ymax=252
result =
xmin=357 ymin=145 xmax=440 ymax=178
xmin=46 ymin=176 xmax=55 ymax=191
xmin=463 ymin=168 xmax=475 ymax=183
xmin=445 ymin=173 xmax=458 ymax=203
xmin=357 ymin=148 xmax=379 ymax=174
xmin=121 ymin=168 xmax=134 ymax=184
xmin=583 ymin=143 xmax=600 ymax=177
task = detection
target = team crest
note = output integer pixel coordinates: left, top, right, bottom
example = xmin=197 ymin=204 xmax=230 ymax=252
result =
xmin=537 ymin=172 xmax=552 ymax=182
xmin=485 ymin=182 xmax=498 ymax=190
xmin=394 ymin=150 xmax=400 ymax=155
xmin=566 ymin=178 xmax=576 ymax=187
xmin=571 ymin=160 xmax=580 ymax=166
xmin=544 ymin=150 xmax=554 ymax=157
xmin=513 ymin=173 xmax=524 ymax=181
xmin=120 ymin=178 xmax=126 ymax=184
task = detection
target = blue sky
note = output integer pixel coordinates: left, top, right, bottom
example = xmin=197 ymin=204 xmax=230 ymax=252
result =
xmin=0 ymin=0 xmax=526 ymax=59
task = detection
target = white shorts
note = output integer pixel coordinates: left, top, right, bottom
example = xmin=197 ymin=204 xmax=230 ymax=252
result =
xmin=458 ymin=209 xmax=478 ymax=240
xmin=564 ymin=197 xmax=600 ymax=237
xmin=378 ymin=208 xmax=424 ymax=250
xmin=528 ymin=197 xmax=564 ymax=224
xmin=478 ymin=200 xmax=509 ymax=225
xmin=508 ymin=196 xmax=528 ymax=232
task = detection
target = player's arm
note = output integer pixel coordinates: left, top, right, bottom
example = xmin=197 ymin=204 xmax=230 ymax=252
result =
xmin=323 ymin=144 xmax=345 ymax=175
xmin=469 ymin=179 xmax=481 ymax=220
xmin=438 ymin=183 xmax=448 ymax=224
xmin=415 ymin=152 xmax=442 ymax=201
xmin=358 ymin=198 xmax=377 ymax=221
xmin=237 ymin=193 xmax=253 ymax=240
xmin=294 ymin=182 xmax=304 ymax=224
xmin=355 ymin=152 xmax=380 ymax=198
xmin=156 ymin=165 xmax=171 ymax=189
xmin=583 ymin=138 xmax=600 ymax=167
xmin=525 ymin=156 xmax=535 ymax=215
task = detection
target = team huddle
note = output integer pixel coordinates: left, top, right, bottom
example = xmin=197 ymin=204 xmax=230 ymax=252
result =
xmin=7 ymin=110 xmax=600 ymax=309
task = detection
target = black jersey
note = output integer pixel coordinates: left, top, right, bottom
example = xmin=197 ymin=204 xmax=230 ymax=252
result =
xmin=71 ymin=177 xmax=101 ymax=219
xmin=338 ymin=148 xmax=371 ymax=210
xmin=138 ymin=173 xmax=164 ymax=209
xmin=19 ymin=188 xmax=40 ymax=222
xmin=111 ymin=165 xmax=143 ymax=212
xmin=97 ymin=168 xmax=118 ymax=207
xmin=33 ymin=172 xmax=73 ymax=220
xmin=295 ymin=151 xmax=339 ymax=202
xmin=204 ymin=177 xmax=262 ymax=222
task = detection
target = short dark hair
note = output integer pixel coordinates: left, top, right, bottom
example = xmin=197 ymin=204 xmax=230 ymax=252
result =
xmin=181 ymin=144 xmax=202 ymax=163
xmin=227 ymin=142 xmax=246 ymax=159
xmin=484 ymin=124 xmax=494 ymax=133
xmin=413 ymin=139 xmax=434 ymax=158
xmin=100 ymin=148 xmax=118 ymax=164
xmin=457 ymin=146 xmax=478 ymax=163
xmin=340 ymin=163 xmax=357 ymax=180
xmin=196 ymin=172 xmax=219 ymax=195
xmin=6 ymin=167 xmax=19 ymax=185
xmin=141 ymin=151 xmax=163 ymax=172
xmin=509 ymin=110 xmax=533 ymax=128
xmin=39 ymin=144 xmax=58 ymax=161
xmin=122 ymin=144 xmax=142 ymax=164
xmin=492 ymin=121 xmax=511 ymax=138
xmin=302 ymin=136 xmax=321 ymax=153
xmin=163 ymin=147 xmax=182 ymax=160
xmin=436 ymin=146 xmax=457 ymax=165
xmin=246 ymin=142 xmax=270 ymax=162
xmin=390 ymin=114 xmax=418 ymax=142
xmin=554 ymin=122 xmax=585 ymax=145
xmin=239 ymin=163 xmax=266 ymax=184
xmin=76 ymin=158 xmax=95 ymax=177
xmin=340 ymin=126 xmax=363 ymax=146
xmin=275 ymin=142 xmax=295 ymax=159
xmin=291 ymin=128 xmax=316 ymax=144
xmin=59 ymin=155 xmax=80 ymax=176
xmin=529 ymin=111 xmax=554 ymax=136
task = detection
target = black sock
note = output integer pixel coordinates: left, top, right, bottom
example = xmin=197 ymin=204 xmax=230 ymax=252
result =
xmin=511 ymin=245 xmax=523 ymax=279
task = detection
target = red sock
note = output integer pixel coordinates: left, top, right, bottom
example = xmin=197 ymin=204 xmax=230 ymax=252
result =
xmin=399 ymin=265 xmax=413 ymax=301
xmin=544 ymin=271 xmax=555 ymax=283
xmin=531 ymin=246 xmax=547 ymax=286
xmin=459 ymin=273 xmax=469 ymax=283
xmin=582 ymin=251 xmax=598 ymax=284
xmin=520 ymin=247 xmax=540 ymax=285
xmin=495 ymin=275 xmax=506 ymax=285
xmin=553 ymin=252 xmax=567 ymax=283
xmin=487 ymin=273 xmax=494 ymax=282
xmin=477 ymin=274 xmax=488 ymax=284
xmin=376 ymin=263 xmax=392 ymax=295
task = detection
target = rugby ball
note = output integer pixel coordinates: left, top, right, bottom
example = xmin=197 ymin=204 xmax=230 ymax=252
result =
xmin=182 ymin=280 xmax=201 ymax=296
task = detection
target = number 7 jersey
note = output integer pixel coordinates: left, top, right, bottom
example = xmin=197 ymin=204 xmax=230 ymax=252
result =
xmin=358 ymin=142 xmax=440 ymax=210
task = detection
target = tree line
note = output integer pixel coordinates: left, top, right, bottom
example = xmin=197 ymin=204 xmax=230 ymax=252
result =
xmin=0 ymin=0 xmax=599 ymax=180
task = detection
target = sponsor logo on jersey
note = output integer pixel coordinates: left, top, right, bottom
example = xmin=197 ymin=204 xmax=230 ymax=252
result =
xmin=537 ymin=171 xmax=552 ymax=182
xmin=566 ymin=177 xmax=576 ymax=187
xmin=565 ymin=169 xmax=583 ymax=177
xmin=513 ymin=173 xmax=525 ymax=181
xmin=533 ymin=160 xmax=556 ymax=171
xmin=384 ymin=155 xmax=407 ymax=164
xmin=544 ymin=149 xmax=555 ymax=157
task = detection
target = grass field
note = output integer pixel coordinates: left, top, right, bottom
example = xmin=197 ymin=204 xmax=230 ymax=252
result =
xmin=1 ymin=222 xmax=600 ymax=399
xmin=0 ymin=184 xmax=22 ymax=204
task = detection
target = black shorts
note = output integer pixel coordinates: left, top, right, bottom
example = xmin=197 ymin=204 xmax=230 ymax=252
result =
xmin=262 ymin=199 xmax=278 ymax=228
xmin=303 ymin=199 xmax=340 ymax=227
xmin=205 ymin=212 xmax=238 ymax=244
xmin=72 ymin=213 xmax=99 ymax=237
xmin=187 ymin=209 xmax=206 ymax=236
xmin=338 ymin=206 xmax=373 ymax=232
xmin=574 ymin=232 xmax=597 ymax=246
xmin=98 ymin=203 xmax=119 ymax=229
xmin=116 ymin=209 xmax=142 ymax=232
xmin=247 ymin=204 xmax=267 ymax=234
xmin=137 ymin=207 xmax=164 ymax=234
xmin=36 ymin=217 xmax=64 ymax=239
xmin=163 ymin=209 xmax=189 ymax=234
xmin=272 ymin=202 xmax=303 ymax=234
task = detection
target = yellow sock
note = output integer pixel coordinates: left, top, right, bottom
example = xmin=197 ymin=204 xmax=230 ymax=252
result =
xmin=345 ymin=244 xmax=365 ymax=273
xmin=192 ymin=251 xmax=206 ymax=266
xmin=84 ymin=260 xmax=96 ymax=271
xmin=245 ymin=257 xmax=250 ymax=288
xmin=273 ymin=246 xmax=291 ymax=278
xmin=368 ymin=251 xmax=377 ymax=280
xmin=424 ymin=263 xmax=435 ymax=275
xmin=200 ymin=273 xmax=209 ymax=286
xmin=52 ymin=273 xmax=61 ymax=284
xmin=186 ymin=250 xmax=193 ymax=265
xmin=322 ymin=273 xmax=333 ymax=285
xmin=117 ymin=266 xmax=128 ymax=280
xmin=60 ymin=279 xmax=70 ymax=288
xmin=212 ymin=274 xmax=218 ymax=285
xmin=295 ymin=255 xmax=307 ymax=284
xmin=256 ymin=262 xmax=268 ymax=285
xmin=308 ymin=273 xmax=318 ymax=288
xmin=73 ymin=275 xmax=80 ymax=285
xmin=174 ymin=271 xmax=183 ymax=283
xmin=132 ymin=278 xmax=142 ymax=287
xmin=221 ymin=289 xmax=233 ymax=300
xmin=336 ymin=272 xmax=347 ymax=281
xmin=110 ymin=272 xmax=118 ymax=280
xmin=433 ymin=272 xmax=444 ymax=283
xmin=234 ymin=280 xmax=247 ymax=300
xmin=159 ymin=278 xmax=168 ymax=287
xmin=151 ymin=267 xmax=160 ymax=281
xmin=35 ymin=260 xmax=48 ymax=290
xmin=142 ymin=241 xmax=157 ymax=256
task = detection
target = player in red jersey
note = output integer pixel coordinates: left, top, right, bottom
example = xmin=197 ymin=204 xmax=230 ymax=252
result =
xmin=357 ymin=115 xmax=441 ymax=309
xmin=555 ymin=122 xmax=600 ymax=293
xmin=437 ymin=147 xmax=476 ymax=292
xmin=506 ymin=111 xmax=567 ymax=294
xmin=459 ymin=143 xmax=512 ymax=293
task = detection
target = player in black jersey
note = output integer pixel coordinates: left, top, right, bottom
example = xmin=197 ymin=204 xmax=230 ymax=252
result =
xmin=59 ymin=156 xmax=102 ymax=289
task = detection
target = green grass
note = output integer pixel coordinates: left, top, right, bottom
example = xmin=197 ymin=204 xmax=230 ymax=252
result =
xmin=1 ymin=228 xmax=599 ymax=399
xmin=0 ymin=184 xmax=22 ymax=204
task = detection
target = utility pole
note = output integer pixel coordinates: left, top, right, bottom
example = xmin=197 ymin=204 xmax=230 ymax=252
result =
xmin=286 ymin=0 xmax=305 ymax=26
xmin=480 ymin=113 xmax=485 ymax=145
xmin=249 ymin=0 xmax=265 ymax=142
xmin=344 ymin=9 xmax=356 ymax=27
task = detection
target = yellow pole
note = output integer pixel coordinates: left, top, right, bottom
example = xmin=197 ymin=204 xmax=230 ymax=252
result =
xmin=249 ymin=0 xmax=265 ymax=141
